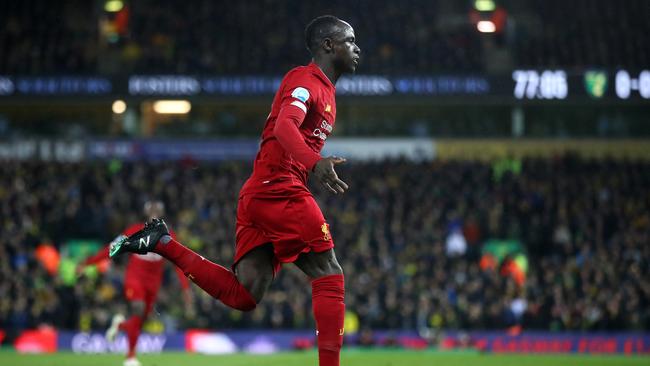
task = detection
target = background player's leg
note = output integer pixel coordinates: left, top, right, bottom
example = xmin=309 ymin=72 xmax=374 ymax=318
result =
xmin=119 ymin=300 xmax=146 ymax=360
xmin=153 ymin=236 xmax=261 ymax=310
xmin=121 ymin=286 xmax=157 ymax=363
xmin=294 ymin=249 xmax=345 ymax=366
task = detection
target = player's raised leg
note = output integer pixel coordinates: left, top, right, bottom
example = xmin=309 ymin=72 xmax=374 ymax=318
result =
xmin=110 ymin=218 xmax=266 ymax=311
xmin=294 ymin=249 xmax=345 ymax=366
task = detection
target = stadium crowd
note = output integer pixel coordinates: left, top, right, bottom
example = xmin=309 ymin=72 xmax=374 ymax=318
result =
xmin=1 ymin=155 xmax=648 ymax=342
xmin=1 ymin=0 xmax=648 ymax=75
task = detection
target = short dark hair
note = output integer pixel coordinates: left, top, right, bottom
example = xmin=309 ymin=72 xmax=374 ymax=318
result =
xmin=304 ymin=15 xmax=345 ymax=54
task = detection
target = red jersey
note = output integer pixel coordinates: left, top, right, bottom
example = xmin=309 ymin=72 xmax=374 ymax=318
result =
xmin=240 ymin=62 xmax=336 ymax=197
xmin=84 ymin=223 xmax=189 ymax=289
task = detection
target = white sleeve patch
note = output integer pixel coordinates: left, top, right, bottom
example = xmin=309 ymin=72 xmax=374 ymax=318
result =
xmin=291 ymin=87 xmax=310 ymax=103
xmin=290 ymin=100 xmax=307 ymax=113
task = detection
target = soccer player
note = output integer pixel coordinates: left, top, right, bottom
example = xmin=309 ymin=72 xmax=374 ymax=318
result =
xmin=78 ymin=200 xmax=192 ymax=366
xmin=110 ymin=15 xmax=360 ymax=366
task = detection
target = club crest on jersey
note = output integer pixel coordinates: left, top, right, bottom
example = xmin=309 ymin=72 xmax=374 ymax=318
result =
xmin=325 ymin=104 xmax=331 ymax=113
xmin=321 ymin=223 xmax=331 ymax=241
xmin=291 ymin=87 xmax=310 ymax=103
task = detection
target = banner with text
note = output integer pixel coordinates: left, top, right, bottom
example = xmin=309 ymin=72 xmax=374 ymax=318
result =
xmin=41 ymin=330 xmax=650 ymax=355
xmin=1 ymin=69 xmax=648 ymax=101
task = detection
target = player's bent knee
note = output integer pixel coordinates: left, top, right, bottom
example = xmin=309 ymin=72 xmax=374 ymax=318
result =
xmin=240 ymin=275 xmax=272 ymax=304
xmin=236 ymin=265 xmax=273 ymax=302
xmin=235 ymin=245 xmax=275 ymax=303
xmin=238 ymin=299 xmax=257 ymax=312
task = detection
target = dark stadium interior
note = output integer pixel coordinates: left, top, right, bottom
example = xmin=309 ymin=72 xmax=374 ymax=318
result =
xmin=1 ymin=0 xmax=649 ymax=75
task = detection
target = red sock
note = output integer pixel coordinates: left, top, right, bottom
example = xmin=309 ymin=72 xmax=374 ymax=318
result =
xmin=154 ymin=237 xmax=256 ymax=311
xmin=118 ymin=315 xmax=143 ymax=358
xmin=312 ymin=274 xmax=345 ymax=366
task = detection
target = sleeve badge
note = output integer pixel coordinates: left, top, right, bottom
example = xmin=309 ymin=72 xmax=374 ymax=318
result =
xmin=291 ymin=87 xmax=310 ymax=103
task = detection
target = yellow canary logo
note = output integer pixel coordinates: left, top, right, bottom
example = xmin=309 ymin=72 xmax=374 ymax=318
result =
xmin=321 ymin=223 xmax=331 ymax=241
xmin=325 ymin=104 xmax=331 ymax=113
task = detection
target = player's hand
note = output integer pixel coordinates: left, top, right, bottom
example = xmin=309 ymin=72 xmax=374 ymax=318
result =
xmin=313 ymin=156 xmax=349 ymax=194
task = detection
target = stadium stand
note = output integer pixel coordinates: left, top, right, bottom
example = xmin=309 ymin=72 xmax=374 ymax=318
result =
xmin=1 ymin=0 xmax=648 ymax=75
xmin=1 ymin=156 xmax=648 ymax=340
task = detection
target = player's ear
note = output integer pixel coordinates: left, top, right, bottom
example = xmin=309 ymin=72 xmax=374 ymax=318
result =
xmin=323 ymin=38 xmax=334 ymax=54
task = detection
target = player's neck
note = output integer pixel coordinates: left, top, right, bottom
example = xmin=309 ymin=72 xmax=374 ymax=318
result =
xmin=313 ymin=59 xmax=340 ymax=85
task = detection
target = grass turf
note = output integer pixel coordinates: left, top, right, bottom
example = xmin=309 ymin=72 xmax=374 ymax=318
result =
xmin=2 ymin=350 xmax=649 ymax=366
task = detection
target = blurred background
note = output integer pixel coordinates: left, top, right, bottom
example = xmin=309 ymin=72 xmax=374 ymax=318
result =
xmin=1 ymin=0 xmax=649 ymax=357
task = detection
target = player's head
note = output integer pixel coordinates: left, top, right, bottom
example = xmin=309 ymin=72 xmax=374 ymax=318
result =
xmin=305 ymin=15 xmax=360 ymax=73
xmin=143 ymin=200 xmax=164 ymax=220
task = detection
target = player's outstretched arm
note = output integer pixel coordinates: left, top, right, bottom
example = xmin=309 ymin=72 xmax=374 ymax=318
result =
xmin=313 ymin=156 xmax=349 ymax=194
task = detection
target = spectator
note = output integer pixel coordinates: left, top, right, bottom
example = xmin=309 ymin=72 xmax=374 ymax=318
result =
xmin=0 ymin=155 xmax=648 ymax=338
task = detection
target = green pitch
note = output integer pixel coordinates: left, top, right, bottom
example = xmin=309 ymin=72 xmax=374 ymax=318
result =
xmin=2 ymin=350 xmax=648 ymax=366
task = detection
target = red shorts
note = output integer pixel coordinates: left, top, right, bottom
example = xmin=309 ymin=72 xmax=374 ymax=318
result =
xmin=124 ymin=277 xmax=160 ymax=315
xmin=234 ymin=194 xmax=334 ymax=275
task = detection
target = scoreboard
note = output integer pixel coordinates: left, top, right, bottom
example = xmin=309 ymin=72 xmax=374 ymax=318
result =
xmin=511 ymin=69 xmax=650 ymax=101
xmin=0 ymin=69 xmax=648 ymax=102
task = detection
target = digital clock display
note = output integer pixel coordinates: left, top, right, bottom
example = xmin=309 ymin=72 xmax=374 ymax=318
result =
xmin=512 ymin=70 xmax=568 ymax=100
